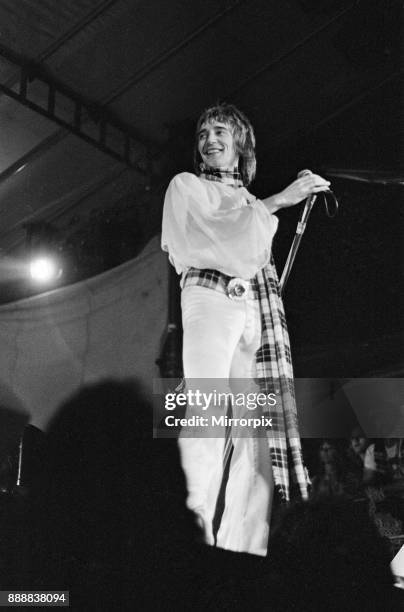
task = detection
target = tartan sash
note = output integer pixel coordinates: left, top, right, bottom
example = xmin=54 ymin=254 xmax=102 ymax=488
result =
xmin=255 ymin=259 xmax=308 ymax=501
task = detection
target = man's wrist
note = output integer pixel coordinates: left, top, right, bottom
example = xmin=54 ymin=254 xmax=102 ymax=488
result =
xmin=263 ymin=192 xmax=286 ymax=213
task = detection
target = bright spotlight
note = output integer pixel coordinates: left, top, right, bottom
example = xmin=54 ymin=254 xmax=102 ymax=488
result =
xmin=29 ymin=257 xmax=62 ymax=284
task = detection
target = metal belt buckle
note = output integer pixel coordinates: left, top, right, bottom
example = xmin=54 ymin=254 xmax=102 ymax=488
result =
xmin=227 ymin=277 xmax=249 ymax=301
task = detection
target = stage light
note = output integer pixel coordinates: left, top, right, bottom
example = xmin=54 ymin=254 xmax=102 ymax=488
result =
xmin=24 ymin=223 xmax=64 ymax=287
xmin=29 ymin=256 xmax=62 ymax=284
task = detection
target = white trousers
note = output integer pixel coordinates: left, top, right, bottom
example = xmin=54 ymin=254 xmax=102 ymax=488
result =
xmin=179 ymin=285 xmax=274 ymax=556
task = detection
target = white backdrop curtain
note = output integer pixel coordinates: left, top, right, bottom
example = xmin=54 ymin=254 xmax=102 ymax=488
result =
xmin=0 ymin=237 xmax=167 ymax=439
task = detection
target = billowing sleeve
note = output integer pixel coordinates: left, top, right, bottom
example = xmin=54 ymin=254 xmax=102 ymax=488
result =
xmin=161 ymin=172 xmax=278 ymax=279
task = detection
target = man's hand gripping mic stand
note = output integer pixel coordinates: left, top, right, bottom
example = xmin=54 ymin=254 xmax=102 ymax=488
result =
xmin=279 ymin=170 xmax=338 ymax=296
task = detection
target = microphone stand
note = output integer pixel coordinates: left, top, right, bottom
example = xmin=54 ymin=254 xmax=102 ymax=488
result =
xmin=279 ymin=193 xmax=317 ymax=296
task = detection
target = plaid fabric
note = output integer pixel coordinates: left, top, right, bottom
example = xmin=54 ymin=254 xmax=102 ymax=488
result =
xmin=199 ymin=166 xmax=244 ymax=188
xmin=255 ymin=259 xmax=308 ymax=501
xmin=183 ymin=267 xmax=260 ymax=299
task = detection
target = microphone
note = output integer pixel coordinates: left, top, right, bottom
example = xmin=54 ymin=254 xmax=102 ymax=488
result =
xmin=296 ymin=169 xmax=317 ymax=234
xmin=298 ymin=168 xmax=332 ymax=193
xmin=297 ymin=169 xmax=337 ymax=218
xmin=297 ymin=168 xmax=312 ymax=179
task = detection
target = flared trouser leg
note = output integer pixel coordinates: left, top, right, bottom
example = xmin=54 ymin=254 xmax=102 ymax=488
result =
xmin=179 ymin=285 xmax=273 ymax=555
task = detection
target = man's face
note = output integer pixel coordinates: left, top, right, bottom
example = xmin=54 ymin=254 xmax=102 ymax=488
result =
xmin=197 ymin=120 xmax=239 ymax=170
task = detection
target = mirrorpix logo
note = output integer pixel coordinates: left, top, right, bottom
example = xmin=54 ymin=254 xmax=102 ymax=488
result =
xmin=207 ymin=413 xmax=273 ymax=428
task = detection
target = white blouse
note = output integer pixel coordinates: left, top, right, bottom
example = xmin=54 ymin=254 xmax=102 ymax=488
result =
xmin=161 ymin=172 xmax=279 ymax=280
